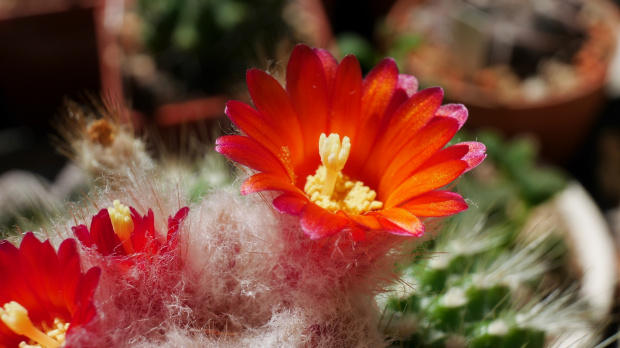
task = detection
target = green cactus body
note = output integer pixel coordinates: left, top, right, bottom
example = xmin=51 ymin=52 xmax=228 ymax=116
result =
xmin=382 ymin=133 xmax=601 ymax=347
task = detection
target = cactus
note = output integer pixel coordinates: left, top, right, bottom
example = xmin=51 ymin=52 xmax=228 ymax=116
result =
xmin=380 ymin=132 xmax=604 ymax=347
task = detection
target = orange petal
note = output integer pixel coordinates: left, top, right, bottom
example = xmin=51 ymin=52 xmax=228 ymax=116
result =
xmin=459 ymin=141 xmax=487 ymax=172
xmin=225 ymin=101 xmax=285 ymax=157
xmin=343 ymin=212 xmax=382 ymax=230
xmin=240 ymin=173 xmax=306 ymax=198
xmin=273 ymin=193 xmax=308 ymax=215
xmin=385 ymin=160 xmax=468 ymax=208
xmin=286 ymin=44 xmax=329 ymax=164
xmin=419 ymin=142 xmax=486 ymax=174
xmin=375 ymin=208 xmax=424 ymax=236
xmin=314 ymin=48 xmax=338 ymax=90
xmin=246 ymin=69 xmax=304 ymax=162
xmin=328 ymin=55 xmax=362 ymax=140
xmin=418 ymin=144 xmax=470 ymax=170
xmin=367 ymin=87 xmax=444 ymax=181
xmin=399 ymin=191 xmax=468 ymax=217
xmin=300 ymin=202 xmax=350 ymax=239
xmin=216 ymin=135 xmax=292 ymax=180
xmin=378 ymin=117 xmax=460 ymax=196
xmin=396 ymin=74 xmax=419 ymax=94
xmin=348 ymin=58 xmax=399 ymax=174
xmin=360 ymin=58 xmax=400 ymax=121
xmin=436 ymin=103 xmax=468 ymax=129
xmin=383 ymin=74 xmax=420 ymax=122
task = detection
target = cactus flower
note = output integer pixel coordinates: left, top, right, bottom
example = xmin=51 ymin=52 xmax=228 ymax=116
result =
xmin=216 ymin=44 xmax=486 ymax=241
xmin=0 ymin=233 xmax=100 ymax=348
xmin=73 ymin=201 xmax=189 ymax=259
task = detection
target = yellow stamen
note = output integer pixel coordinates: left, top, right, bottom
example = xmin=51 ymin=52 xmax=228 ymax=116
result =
xmin=0 ymin=302 xmax=66 ymax=348
xmin=108 ymin=200 xmax=135 ymax=254
xmin=318 ymin=133 xmax=350 ymax=197
xmin=305 ymin=133 xmax=383 ymax=214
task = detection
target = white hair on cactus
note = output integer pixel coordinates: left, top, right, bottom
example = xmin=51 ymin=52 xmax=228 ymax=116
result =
xmin=173 ymin=189 xmax=408 ymax=347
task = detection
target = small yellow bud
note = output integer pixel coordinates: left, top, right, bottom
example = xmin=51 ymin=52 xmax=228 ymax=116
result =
xmin=108 ymin=200 xmax=135 ymax=253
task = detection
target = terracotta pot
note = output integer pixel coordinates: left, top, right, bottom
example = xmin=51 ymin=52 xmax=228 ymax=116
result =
xmin=0 ymin=0 xmax=123 ymax=129
xmin=454 ymin=82 xmax=607 ymax=165
xmin=385 ymin=0 xmax=619 ymax=165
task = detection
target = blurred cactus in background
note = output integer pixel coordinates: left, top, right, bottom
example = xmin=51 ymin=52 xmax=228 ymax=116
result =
xmin=380 ymin=132 xmax=606 ymax=347
xmin=132 ymin=0 xmax=290 ymax=100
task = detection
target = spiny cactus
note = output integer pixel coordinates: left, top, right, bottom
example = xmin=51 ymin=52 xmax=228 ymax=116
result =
xmin=380 ymin=133 xmax=604 ymax=347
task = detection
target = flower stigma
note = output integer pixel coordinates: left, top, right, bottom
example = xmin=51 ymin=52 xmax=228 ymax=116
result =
xmin=305 ymin=133 xmax=383 ymax=214
xmin=108 ymin=200 xmax=135 ymax=253
xmin=0 ymin=301 xmax=68 ymax=348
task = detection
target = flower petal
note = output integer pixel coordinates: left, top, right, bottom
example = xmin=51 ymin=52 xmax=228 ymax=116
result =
xmin=375 ymin=208 xmax=424 ymax=236
xmin=0 ymin=240 xmax=44 ymax=345
xmin=328 ymin=55 xmax=363 ymax=140
xmin=273 ymin=193 xmax=308 ymax=215
xmin=287 ymin=44 xmax=329 ymax=169
xmin=0 ymin=240 xmax=43 ymax=321
xmin=168 ymin=207 xmax=190 ymax=242
xmin=240 ymin=173 xmax=306 ymax=197
xmin=0 ymin=323 xmax=21 ymax=347
xmin=396 ymin=74 xmax=419 ymax=96
xmin=58 ymin=239 xmax=81 ymax=314
xmin=384 ymin=74 xmax=420 ymax=119
xmin=131 ymin=208 xmax=158 ymax=255
xmin=216 ymin=135 xmax=292 ymax=180
xmin=69 ymin=266 xmax=101 ymax=328
xmin=436 ymin=103 xmax=468 ymax=129
xmin=246 ymin=69 xmax=305 ymax=161
xmin=385 ymin=159 xmax=468 ymax=208
xmin=85 ymin=209 xmax=124 ymax=257
xmin=399 ymin=191 xmax=468 ymax=217
xmin=459 ymin=141 xmax=487 ymax=172
xmin=72 ymin=224 xmax=94 ymax=249
xmin=300 ymin=202 xmax=350 ymax=239
xmin=314 ymin=48 xmax=338 ymax=90
xmin=343 ymin=212 xmax=382 ymax=230
xmin=367 ymin=87 xmax=444 ymax=184
xmin=226 ymin=99 xmax=301 ymax=176
xmin=419 ymin=144 xmax=470 ymax=170
xmin=226 ymin=100 xmax=279 ymax=151
xmin=378 ymin=116 xmax=460 ymax=196
xmin=348 ymin=58 xmax=399 ymax=173
xmin=19 ymin=234 xmax=68 ymax=321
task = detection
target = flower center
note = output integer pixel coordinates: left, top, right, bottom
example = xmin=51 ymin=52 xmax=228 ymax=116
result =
xmin=0 ymin=301 xmax=68 ymax=348
xmin=87 ymin=119 xmax=116 ymax=147
xmin=304 ymin=133 xmax=383 ymax=214
xmin=108 ymin=200 xmax=135 ymax=254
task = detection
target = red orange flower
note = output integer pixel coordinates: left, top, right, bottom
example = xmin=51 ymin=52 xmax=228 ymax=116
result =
xmin=73 ymin=200 xmax=189 ymax=260
xmin=216 ymin=44 xmax=485 ymax=241
xmin=0 ymin=233 xmax=100 ymax=348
